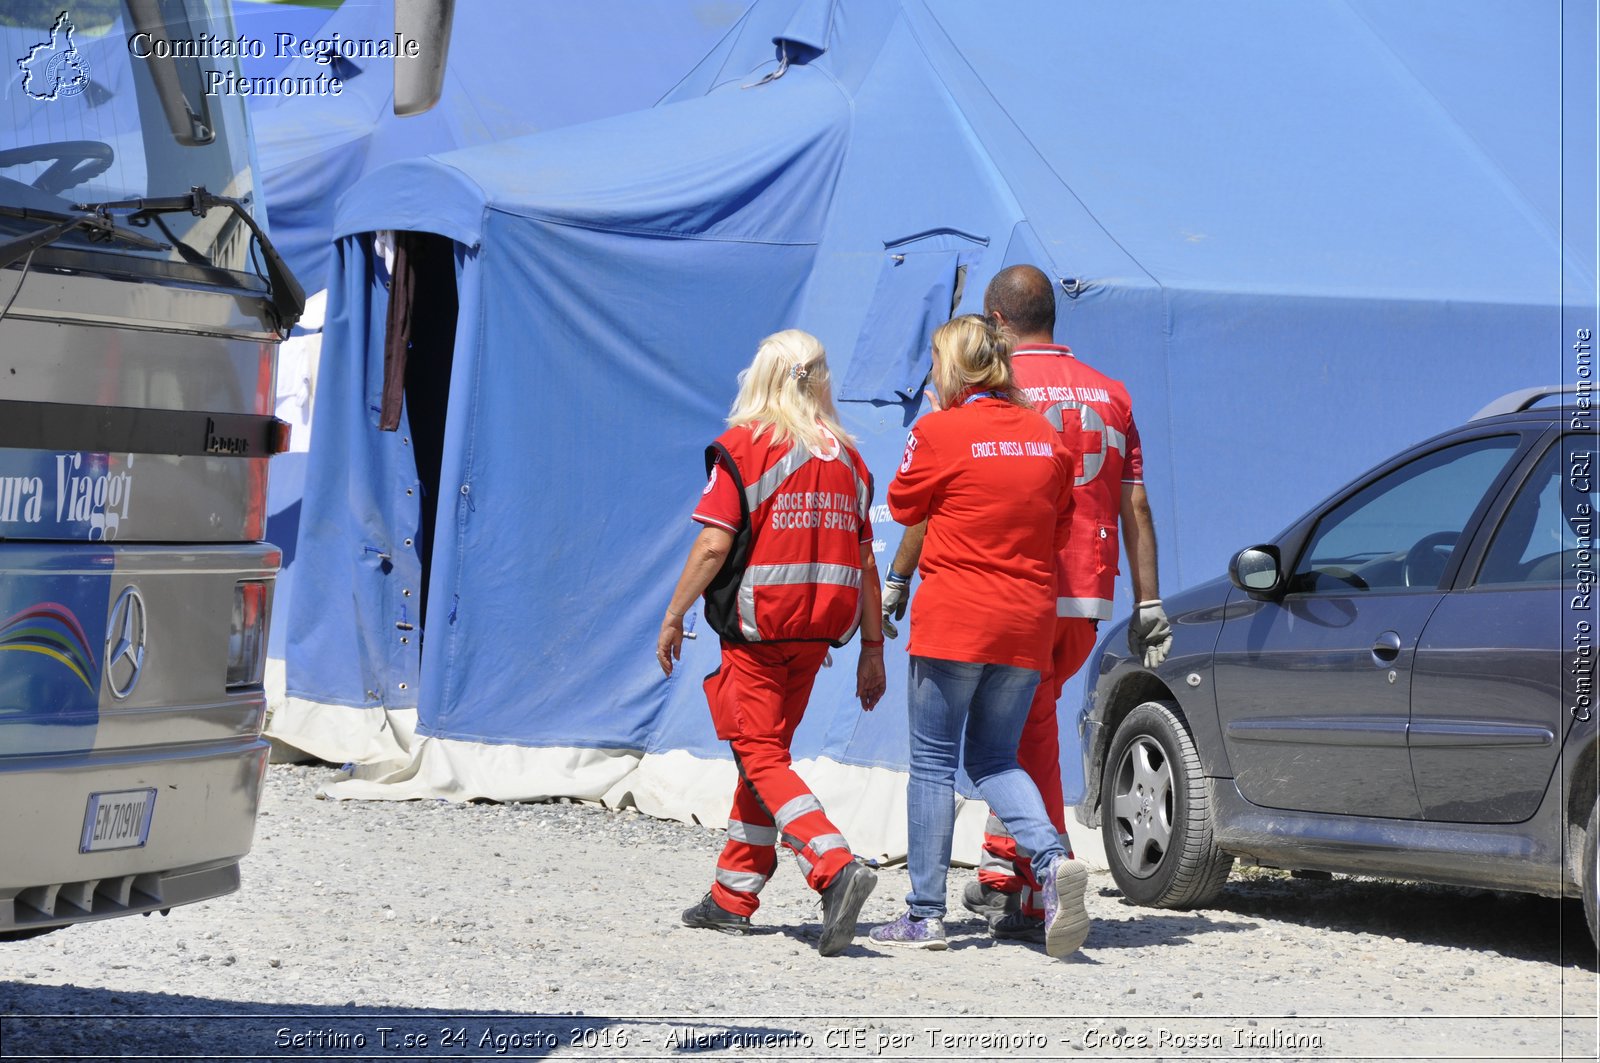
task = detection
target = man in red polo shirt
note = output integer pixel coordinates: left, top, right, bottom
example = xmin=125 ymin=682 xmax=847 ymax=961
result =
xmin=881 ymin=264 xmax=1171 ymax=939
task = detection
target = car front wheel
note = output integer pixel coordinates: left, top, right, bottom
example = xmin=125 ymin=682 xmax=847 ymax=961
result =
xmin=1101 ymin=700 xmax=1233 ymax=908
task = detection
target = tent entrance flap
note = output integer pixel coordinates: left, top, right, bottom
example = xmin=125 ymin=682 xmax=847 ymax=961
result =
xmin=380 ymin=231 xmax=460 ymax=634
xmin=837 ymin=246 xmax=979 ymax=406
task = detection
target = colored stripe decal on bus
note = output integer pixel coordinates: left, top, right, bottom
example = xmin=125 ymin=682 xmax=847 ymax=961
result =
xmin=0 ymin=603 xmax=97 ymax=692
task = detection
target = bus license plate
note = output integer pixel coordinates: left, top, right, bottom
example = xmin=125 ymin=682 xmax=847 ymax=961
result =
xmin=80 ymin=789 xmax=157 ymax=853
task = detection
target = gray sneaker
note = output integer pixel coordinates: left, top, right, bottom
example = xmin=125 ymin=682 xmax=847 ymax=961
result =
xmin=989 ymin=910 xmax=1046 ymax=942
xmin=681 ymin=892 xmax=750 ymax=935
xmin=869 ymin=910 xmax=948 ymax=950
xmin=817 ymin=860 xmax=877 ymax=957
xmin=1041 ymin=858 xmax=1090 ymax=958
xmin=960 ymin=880 xmax=1020 ymax=922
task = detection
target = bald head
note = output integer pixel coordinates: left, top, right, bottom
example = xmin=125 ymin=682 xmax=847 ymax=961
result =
xmin=983 ymin=264 xmax=1056 ymax=343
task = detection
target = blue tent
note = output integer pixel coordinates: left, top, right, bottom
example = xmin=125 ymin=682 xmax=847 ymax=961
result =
xmin=250 ymin=0 xmax=754 ymax=292
xmin=254 ymin=0 xmax=752 ymax=674
xmin=276 ymin=0 xmax=1597 ymax=857
xmin=232 ymin=0 xmax=333 ymax=82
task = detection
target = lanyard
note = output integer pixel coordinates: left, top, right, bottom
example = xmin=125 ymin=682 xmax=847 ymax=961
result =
xmin=961 ymin=390 xmax=1003 ymax=406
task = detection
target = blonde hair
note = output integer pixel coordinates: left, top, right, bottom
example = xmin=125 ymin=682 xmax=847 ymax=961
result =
xmin=727 ymin=329 xmax=854 ymax=450
xmin=930 ymin=314 xmax=1026 ymax=407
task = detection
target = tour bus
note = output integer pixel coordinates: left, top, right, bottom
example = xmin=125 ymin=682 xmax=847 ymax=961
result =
xmin=0 ymin=0 xmax=451 ymax=939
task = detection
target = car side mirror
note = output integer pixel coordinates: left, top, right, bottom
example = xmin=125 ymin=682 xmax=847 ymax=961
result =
xmin=1229 ymin=545 xmax=1283 ymax=598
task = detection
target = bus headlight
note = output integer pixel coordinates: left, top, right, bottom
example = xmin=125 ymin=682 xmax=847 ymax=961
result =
xmin=227 ymin=581 xmax=269 ymax=689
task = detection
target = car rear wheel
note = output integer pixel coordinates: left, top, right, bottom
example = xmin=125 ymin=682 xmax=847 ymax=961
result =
xmin=1101 ymin=700 xmax=1233 ymax=908
xmin=1585 ymin=799 xmax=1598 ymax=949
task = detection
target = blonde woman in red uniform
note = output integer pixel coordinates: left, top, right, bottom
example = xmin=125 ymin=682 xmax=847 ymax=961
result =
xmin=658 ymin=329 xmax=885 ymax=958
xmin=870 ymin=315 xmax=1090 ymax=957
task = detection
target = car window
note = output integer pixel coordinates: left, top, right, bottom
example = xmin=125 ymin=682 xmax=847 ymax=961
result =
xmin=1290 ymin=435 xmax=1520 ymax=594
xmin=1477 ymin=435 xmax=1595 ymax=585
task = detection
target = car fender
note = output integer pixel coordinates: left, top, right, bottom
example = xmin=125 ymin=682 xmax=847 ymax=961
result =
xmin=1076 ymin=577 xmax=1234 ymax=828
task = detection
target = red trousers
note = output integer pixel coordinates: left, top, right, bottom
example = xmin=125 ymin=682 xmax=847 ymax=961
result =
xmin=704 ymin=641 xmax=854 ymax=917
xmin=978 ymin=616 xmax=1096 ymax=906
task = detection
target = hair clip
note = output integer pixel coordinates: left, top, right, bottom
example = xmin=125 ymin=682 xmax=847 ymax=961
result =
xmin=789 ymin=364 xmax=810 ymax=380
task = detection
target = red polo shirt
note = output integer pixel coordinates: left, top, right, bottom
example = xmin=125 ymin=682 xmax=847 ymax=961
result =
xmin=888 ymin=397 xmax=1077 ymax=670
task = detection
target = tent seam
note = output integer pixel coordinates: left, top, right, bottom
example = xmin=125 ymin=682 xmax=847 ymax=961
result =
xmin=488 ymin=207 xmax=821 ymax=246
xmin=899 ymin=0 xmax=1180 ymax=584
xmin=656 ymin=1 xmax=763 ymax=104
xmin=784 ymin=22 xmax=860 ymax=331
xmin=442 ymin=62 xmax=494 ymax=148
xmin=437 ymin=240 xmax=488 ymax=729
xmin=1340 ymin=0 xmax=1590 ymax=287
xmin=898 ymin=0 xmax=1164 ymax=296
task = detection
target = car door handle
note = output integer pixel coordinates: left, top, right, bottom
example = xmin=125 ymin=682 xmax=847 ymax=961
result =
xmin=1371 ymin=630 xmax=1402 ymax=664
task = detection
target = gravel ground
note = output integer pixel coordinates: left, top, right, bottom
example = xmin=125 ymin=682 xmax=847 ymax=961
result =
xmin=1 ymin=763 xmax=1596 ymax=1062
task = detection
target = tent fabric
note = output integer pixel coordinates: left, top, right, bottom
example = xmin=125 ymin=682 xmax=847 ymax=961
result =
xmin=231 ymin=0 xmax=332 ymax=81
xmin=280 ymin=0 xmax=1596 ymax=858
xmin=256 ymin=0 xmax=753 ymax=699
xmin=249 ymin=0 xmax=753 ymax=293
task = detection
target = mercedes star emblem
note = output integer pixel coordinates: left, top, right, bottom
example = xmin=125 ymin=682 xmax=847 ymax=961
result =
xmin=105 ymin=585 xmax=147 ymax=700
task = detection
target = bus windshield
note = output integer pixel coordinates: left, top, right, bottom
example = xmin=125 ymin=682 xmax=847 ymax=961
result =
xmin=1 ymin=0 xmax=260 ymax=276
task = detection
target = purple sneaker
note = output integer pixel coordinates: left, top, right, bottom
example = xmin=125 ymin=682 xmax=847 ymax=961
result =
xmin=868 ymin=910 xmax=948 ymax=950
xmin=1040 ymin=857 xmax=1090 ymax=958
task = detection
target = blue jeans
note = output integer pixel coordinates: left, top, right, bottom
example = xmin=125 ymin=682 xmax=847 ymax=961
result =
xmin=905 ymin=656 xmax=1066 ymax=918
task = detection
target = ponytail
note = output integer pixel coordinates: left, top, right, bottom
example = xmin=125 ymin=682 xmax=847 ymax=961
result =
xmin=930 ymin=314 xmax=1028 ymax=408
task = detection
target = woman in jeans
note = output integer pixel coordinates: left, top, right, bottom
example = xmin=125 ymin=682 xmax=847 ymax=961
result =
xmin=870 ymin=315 xmax=1090 ymax=957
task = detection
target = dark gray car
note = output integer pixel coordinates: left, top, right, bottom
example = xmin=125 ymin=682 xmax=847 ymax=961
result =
xmin=1075 ymin=387 xmax=1599 ymax=945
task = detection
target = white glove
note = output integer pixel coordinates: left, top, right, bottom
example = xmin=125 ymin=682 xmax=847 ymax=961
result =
xmin=1128 ymin=600 xmax=1172 ymax=667
xmin=880 ymin=571 xmax=911 ymax=639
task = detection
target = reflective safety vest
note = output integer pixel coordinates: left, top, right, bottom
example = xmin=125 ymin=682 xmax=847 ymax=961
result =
xmin=701 ymin=424 xmax=873 ymax=645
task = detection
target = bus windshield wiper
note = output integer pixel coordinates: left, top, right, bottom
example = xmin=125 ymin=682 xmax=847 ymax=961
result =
xmin=0 ymin=206 xmax=171 ymax=270
xmin=76 ymin=186 xmax=305 ymax=333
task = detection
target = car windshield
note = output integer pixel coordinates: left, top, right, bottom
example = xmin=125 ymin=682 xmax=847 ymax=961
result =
xmin=1 ymin=0 xmax=260 ymax=274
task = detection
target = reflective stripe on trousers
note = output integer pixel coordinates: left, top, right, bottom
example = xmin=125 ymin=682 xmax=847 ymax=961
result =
xmin=976 ymin=812 xmax=1023 ymax=891
xmin=791 ymin=832 xmax=849 ymax=879
xmin=706 ymin=641 xmax=855 ymax=917
xmin=727 ymin=818 xmax=779 ymax=846
xmin=714 ymin=776 xmax=855 ymax=916
xmin=715 ymin=867 xmax=769 ymax=895
xmin=978 ymin=813 xmax=1072 ymax=915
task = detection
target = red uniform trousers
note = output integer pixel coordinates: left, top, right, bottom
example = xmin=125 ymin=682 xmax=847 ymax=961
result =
xmin=978 ymin=616 xmax=1097 ymax=910
xmin=704 ymin=640 xmax=855 ymax=917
